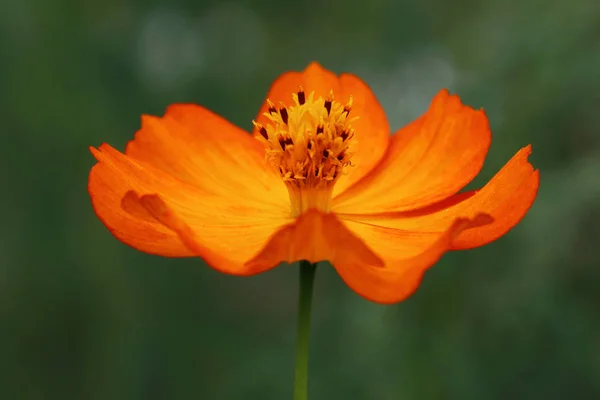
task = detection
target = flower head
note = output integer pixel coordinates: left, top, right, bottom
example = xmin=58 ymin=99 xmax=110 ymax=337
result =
xmin=88 ymin=62 xmax=539 ymax=304
xmin=253 ymin=88 xmax=357 ymax=216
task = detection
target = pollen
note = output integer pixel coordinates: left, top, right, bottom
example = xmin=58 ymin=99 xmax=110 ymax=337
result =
xmin=253 ymin=87 xmax=357 ymax=216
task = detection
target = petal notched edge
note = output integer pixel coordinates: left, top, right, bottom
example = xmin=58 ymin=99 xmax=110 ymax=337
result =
xmin=451 ymin=144 xmax=540 ymax=249
xmin=338 ymin=145 xmax=539 ymax=251
xmin=88 ymin=145 xmax=192 ymax=257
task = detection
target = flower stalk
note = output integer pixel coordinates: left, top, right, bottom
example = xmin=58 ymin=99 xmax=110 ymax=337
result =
xmin=293 ymin=260 xmax=317 ymax=400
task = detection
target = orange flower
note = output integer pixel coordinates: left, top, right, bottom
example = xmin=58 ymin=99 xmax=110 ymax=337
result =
xmin=88 ymin=62 xmax=539 ymax=304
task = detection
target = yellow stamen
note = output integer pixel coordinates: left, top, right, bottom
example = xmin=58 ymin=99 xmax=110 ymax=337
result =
xmin=253 ymin=87 xmax=357 ymax=217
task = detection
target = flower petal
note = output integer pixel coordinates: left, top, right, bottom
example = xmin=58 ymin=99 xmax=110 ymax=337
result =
xmin=337 ymin=145 xmax=539 ymax=251
xmin=333 ymin=215 xmax=490 ymax=304
xmin=126 ymin=103 xmax=288 ymax=209
xmin=450 ymin=149 xmax=539 ymax=249
xmin=245 ymin=209 xmax=384 ymax=271
xmin=333 ymin=89 xmax=492 ymax=214
xmin=89 ymin=144 xmax=290 ymax=274
xmin=254 ymin=62 xmax=390 ymax=196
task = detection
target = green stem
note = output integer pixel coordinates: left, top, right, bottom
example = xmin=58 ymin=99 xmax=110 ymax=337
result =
xmin=293 ymin=260 xmax=317 ymax=400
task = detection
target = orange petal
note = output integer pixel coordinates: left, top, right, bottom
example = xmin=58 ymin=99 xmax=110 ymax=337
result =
xmin=333 ymin=89 xmax=492 ymax=213
xmin=336 ymin=145 xmax=539 ymax=251
xmin=126 ymin=103 xmax=288 ymax=209
xmin=254 ymin=62 xmax=390 ymax=196
xmin=245 ymin=209 xmax=384 ymax=271
xmin=89 ymin=144 xmax=290 ymax=274
xmin=334 ymin=215 xmax=490 ymax=304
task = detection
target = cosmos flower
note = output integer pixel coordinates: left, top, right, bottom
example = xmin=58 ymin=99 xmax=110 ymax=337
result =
xmin=88 ymin=62 xmax=539 ymax=304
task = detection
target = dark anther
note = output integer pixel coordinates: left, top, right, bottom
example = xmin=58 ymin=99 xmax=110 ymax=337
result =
xmin=324 ymin=100 xmax=332 ymax=115
xmin=284 ymin=137 xmax=294 ymax=147
xmin=322 ymin=149 xmax=329 ymax=158
xmin=259 ymin=127 xmax=268 ymax=140
xmin=337 ymin=153 xmax=344 ymax=161
xmin=343 ymin=105 xmax=351 ymax=116
xmin=279 ymin=107 xmax=289 ymax=124
xmin=298 ymin=90 xmax=306 ymax=105
xmin=279 ymin=137 xmax=286 ymax=150
xmin=340 ymin=130 xmax=349 ymax=141
xmin=315 ymin=168 xmax=319 ymax=177
xmin=268 ymin=106 xmax=277 ymax=114
xmin=316 ymin=125 xmax=324 ymax=135
xmin=332 ymin=172 xmax=338 ymax=179
xmin=307 ymin=141 xmax=312 ymax=150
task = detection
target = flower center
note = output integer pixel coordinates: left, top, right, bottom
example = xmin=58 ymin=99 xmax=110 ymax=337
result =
xmin=254 ymin=88 xmax=357 ymax=217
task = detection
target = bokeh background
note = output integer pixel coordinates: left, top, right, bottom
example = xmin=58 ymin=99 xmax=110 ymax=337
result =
xmin=2 ymin=0 xmax=600 ymax=399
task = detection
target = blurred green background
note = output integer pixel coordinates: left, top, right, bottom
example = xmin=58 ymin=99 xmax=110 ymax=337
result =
xmin=2 ymin=0 xmax=599 ymax=399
